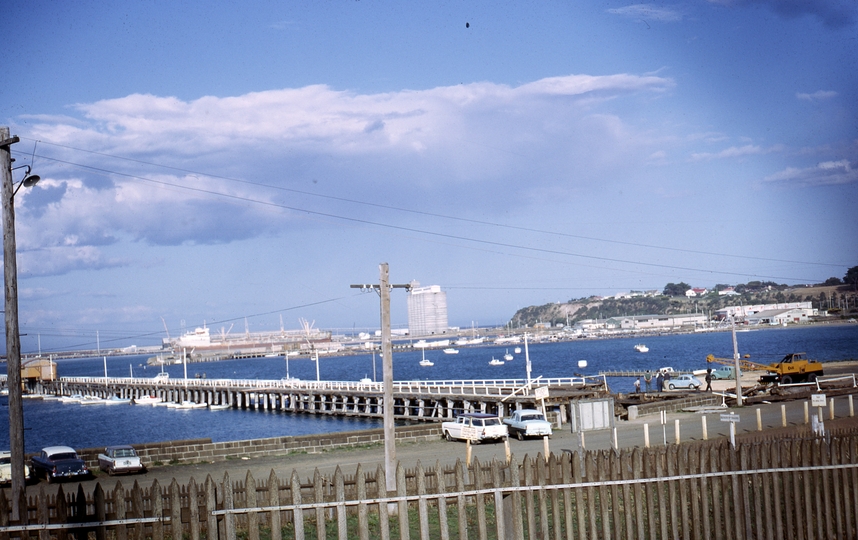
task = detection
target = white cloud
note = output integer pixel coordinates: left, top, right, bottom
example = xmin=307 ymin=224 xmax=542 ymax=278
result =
xmin=764 ymin=159 xmax=857 ymax=186
xmin=796 ymin=90 xmax=838 ymax=101
xmin=690 ymin=144 xmax=765 ymax=161
xmin=607 ymin=4 xmax=683 ymax=22
xmin=16 ymin=74 xmax=675 ymax=277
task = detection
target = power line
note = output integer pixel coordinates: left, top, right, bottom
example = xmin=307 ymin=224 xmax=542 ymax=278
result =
xmin=20 ymin=137 xmax=844 ymax=269
xmin=19 ymin=150 xmax=828 ymax=283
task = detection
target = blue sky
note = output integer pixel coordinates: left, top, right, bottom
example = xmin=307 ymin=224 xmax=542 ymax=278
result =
xmin=2 ymin=1 xmax=856 ymax=352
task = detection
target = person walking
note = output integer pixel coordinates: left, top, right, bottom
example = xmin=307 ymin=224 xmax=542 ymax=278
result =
xmin=704 ymin=369 xmax=713 ymax=392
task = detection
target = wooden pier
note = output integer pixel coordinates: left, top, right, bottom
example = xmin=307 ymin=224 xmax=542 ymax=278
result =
xmin=34 ymin=375 xmax=609 ymax=422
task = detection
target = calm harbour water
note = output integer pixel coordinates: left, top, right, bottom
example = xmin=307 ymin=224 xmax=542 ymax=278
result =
xmin=2 ymin=324 xmax=856 ymax=452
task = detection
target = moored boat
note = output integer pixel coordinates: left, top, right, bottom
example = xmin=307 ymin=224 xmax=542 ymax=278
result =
xmin=634 ymin=344 xmax=649 ymax=353
xmin=488 ymin=357 xmax=505 ymax=366
xmin=443 ymin=348 xmax=459 ymax=354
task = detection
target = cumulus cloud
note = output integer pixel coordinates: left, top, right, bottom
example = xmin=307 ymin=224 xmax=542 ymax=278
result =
xmin=15 ymin=74 xmax=674 ymax=277
xmin=690 ymin=144 xmax=780 ymax=161
xmin=607 ymin=4 xmax=683 ymax=22
xmin=708 ymin=0 xmax=856 ymax=28
xmin=764 ymin=159 xmax=857 ymax=186
xmin=796 ymin=90 xmax=838 ymax=101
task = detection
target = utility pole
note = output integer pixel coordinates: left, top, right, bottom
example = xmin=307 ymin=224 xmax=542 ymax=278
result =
xmin=1 ymin=127 xmax=25 ymax=517
xmin=731 ymin=315 xmax=743 ymax=407
xmin=351 ymin=263 xmax=411 ymax=495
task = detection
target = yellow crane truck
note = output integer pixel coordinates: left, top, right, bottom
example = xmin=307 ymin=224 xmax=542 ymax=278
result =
xmin=705 ymin=352 xmax=823 ymax=385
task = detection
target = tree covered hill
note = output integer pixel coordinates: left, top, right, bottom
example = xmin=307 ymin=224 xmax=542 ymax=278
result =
xmin=510 ymin=281 xmax=858 ymax=328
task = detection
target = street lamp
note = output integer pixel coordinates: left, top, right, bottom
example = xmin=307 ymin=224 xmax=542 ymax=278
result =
xmin=1 ymin=127 xmax=41 ymax=516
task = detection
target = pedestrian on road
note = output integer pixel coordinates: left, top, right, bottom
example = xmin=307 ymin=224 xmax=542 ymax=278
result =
xmin=704 ymin=369 xmax=713 ymax=392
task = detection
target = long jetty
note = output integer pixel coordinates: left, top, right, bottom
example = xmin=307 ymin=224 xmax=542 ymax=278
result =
xmin=30 ymin=375 xmax=609 ymax=422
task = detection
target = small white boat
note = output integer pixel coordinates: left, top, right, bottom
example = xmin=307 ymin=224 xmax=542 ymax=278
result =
xmin=79 ymin=395 xmax=107 ymax=405
xmin=634 ymin=344 xmax=649 ymax=353
xmin=103 ymin=396 xmax=131 ymax=405
xmin=443 ymin=348 xmax=459 ymax=355
xmin=514 ymin=347 xmax=522 ymax=354
xmin=169 ymin=401 xmax=207 ymax=410
xmin=58 ymin=394 xmax=84 ymax=403
xmin=503 ymin=349 xmax=514 ymax=361
xmin=208 ymin=403 xmax=231 ymax=411
xmin=419 ymin=349 xmax=434 ymax=367
xmin=133 ymin=395 xmax=161 ymax=405
xmin=489 ymin=357 xmax=505 ymax=366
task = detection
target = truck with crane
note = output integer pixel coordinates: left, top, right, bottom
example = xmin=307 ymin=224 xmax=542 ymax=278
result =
xmin=705 ymin=352 xmax=823 ymax=385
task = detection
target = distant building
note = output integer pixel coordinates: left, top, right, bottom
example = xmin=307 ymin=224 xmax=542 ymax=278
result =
xmin=685 ymin=288 xmax=709 ymax=297
xmin=407 ymin=282 xmax=449 ymax=336
xmin=718 ymin=287 xmax=739 ymax=296
xmin=715 ymin=302 xmax=815 ymax=320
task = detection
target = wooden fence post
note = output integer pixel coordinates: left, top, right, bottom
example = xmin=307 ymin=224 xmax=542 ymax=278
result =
xmin=655 ymin=448 xmax=669 ymax=540
xmin=170 ymin=479 xmax=183 ymax=540
xmin=204 ymin=475 xmax=218 ymax=540
xmin=355 ymin=465 xmax=368 ymax=540
xmin=290 ymin=470 xmax=305 ymax=540
xmin=188 ymin=477 xmax=201 ymax=540
xmin=312 ymin=469 xmax=326 ymax=540
xmin=395 ymin=462 xmax=409 ymax=539
xmin=415 ymin=461 xmax=430 ymax=540
xmin=535 ymin=455 xmax=549 ymax=539
xmin=522 ymin=455 xmax=537 ymax=540
xmin=56 ymin=485 xmax=68 ymax=540
xmin=113 ymin=480 xmax=127 ymax=540
xmin=547 ymin=455 xmax=561 ymax=538
xmin=246 ymin=471 xmax=259 ymax=540
xmin=435 ymin=460 xmax=451 ymax=540
xmin=491 ymin=459 xmax=506 ymax=540
xmin=334 ymin=466 xmax=347 ymax=540
xmin=373 ymin=463 xmax=390 ymax=539
xmin=473 ymin=457 xmax=488 ymax=540
xmin=222 ymin=473 xmax=235 ymax=540
xmin=151 ymin=479 xmax=164 ymax=540
xmin=131 ymin=480 xmax=145 ymax=540
xmin=38 ymin=486 xmax=49 ymax=540
xmin=506 ymin=455 xmax=523 ymax=540
xmin=267 ymin=470 xmax=281 ymax=540
xmin=454 ymin=460 xmax=467 ymax=540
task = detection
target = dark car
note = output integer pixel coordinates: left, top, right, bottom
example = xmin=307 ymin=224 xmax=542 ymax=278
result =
xmin=30 ymin=446 xmax=90 ymax=483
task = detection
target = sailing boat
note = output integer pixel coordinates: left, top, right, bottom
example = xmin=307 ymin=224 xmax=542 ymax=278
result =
xmin=419 ymin=348 xmax=434 ymax=367
xmin=503 ymin=349 xmax=514 ymax=361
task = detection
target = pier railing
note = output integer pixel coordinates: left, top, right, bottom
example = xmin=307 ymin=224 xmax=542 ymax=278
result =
xmin=55 ymin=375 xmax=604 ymax=396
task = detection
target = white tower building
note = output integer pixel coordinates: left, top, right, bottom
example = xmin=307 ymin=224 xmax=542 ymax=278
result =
xmin=407 ymin=282 xmax=449 ymax=336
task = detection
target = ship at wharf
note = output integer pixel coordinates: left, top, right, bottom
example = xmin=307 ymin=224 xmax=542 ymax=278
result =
xmin=33 ymin=374 xmax=608 ymax=423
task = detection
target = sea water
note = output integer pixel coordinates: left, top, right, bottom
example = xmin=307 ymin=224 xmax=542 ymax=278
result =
xmin=1 ymin=324 xmax=856 ymax=452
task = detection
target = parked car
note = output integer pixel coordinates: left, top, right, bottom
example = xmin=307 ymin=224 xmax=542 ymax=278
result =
xmin=667 ymin=374 xmax=702 ymax=390
xmin=503 ymin=409 xmax=553 ymax=440
xmin=0 ymin=451 xmax=30 ymax=484
xmin=710 ymin=366 xmax=736 ymax=380
xmin=30 ymin=446 xmax=90 ymax=483
xmin=442 ymin=413 xmax=508 ymax=443
xmin=98 ymin=445 xmax=146 ymax=476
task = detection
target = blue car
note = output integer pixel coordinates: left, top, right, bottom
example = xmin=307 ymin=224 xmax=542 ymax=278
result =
xmin=668 ymin=374 xmax=702 ymax=390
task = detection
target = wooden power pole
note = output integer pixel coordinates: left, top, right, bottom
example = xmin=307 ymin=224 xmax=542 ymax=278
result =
xmin=351 ymin=263 xmax=410 ymax=495
xmin=1 ymin=127 xmax=26 ymax=517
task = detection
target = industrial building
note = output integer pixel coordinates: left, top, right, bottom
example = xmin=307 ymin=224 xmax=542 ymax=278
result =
xmin=407 ymin=283 xmax=449 ymax=336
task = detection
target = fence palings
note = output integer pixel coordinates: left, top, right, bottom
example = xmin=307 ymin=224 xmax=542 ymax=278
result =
xmin=5 ymin=429 xmax=858 ymax=539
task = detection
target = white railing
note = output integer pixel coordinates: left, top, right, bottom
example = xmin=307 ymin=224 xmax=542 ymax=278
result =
xmin=54 ymin=375 xmax=604 ymax=395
